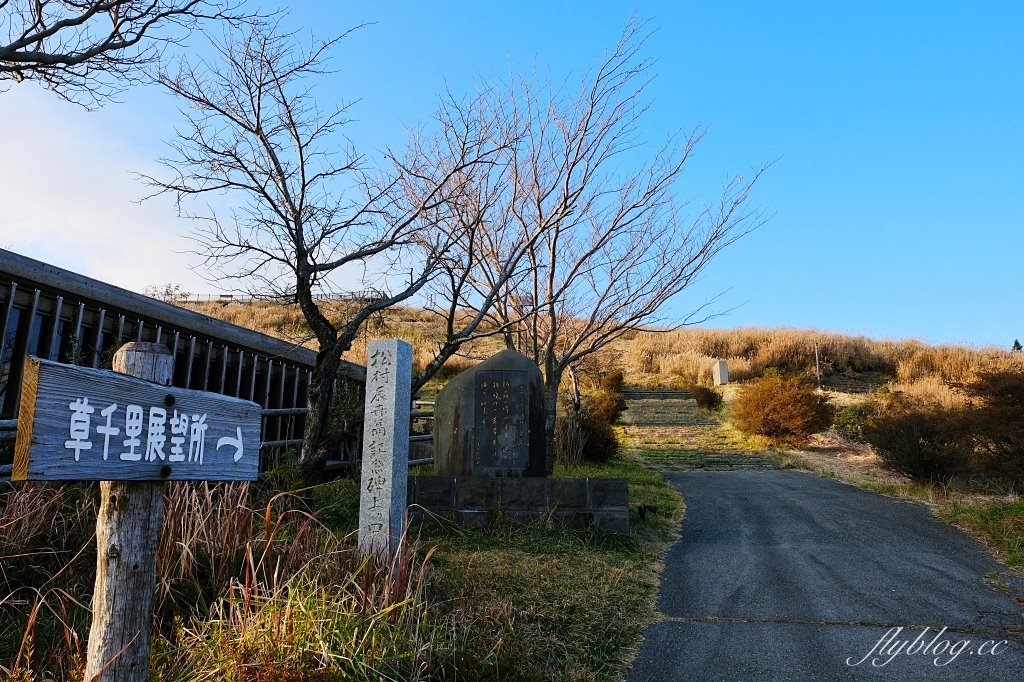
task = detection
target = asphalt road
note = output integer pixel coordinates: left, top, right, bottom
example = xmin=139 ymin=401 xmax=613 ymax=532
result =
xmin=625 ymin=470 xmax=1024 ymax=681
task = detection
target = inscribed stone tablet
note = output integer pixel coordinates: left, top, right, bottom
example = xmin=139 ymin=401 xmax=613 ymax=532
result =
xmin=433 ymin=348 xmax=546 ymax=477
xmin=472 ymin=370 xmax=528 ymax=471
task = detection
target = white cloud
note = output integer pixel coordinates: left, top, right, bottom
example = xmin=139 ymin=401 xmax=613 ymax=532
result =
xmin=0 ymin=86 xmax=211 ymax=295
xmin=0 ymin=86 xmax=388 ymax=299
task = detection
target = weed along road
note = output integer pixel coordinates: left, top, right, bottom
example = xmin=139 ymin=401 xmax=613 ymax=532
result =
xmin=626 ymin=470 xmax=1024 ymax=681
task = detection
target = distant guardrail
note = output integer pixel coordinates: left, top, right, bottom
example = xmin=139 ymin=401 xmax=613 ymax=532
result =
xmin=174 ymin=289 xmax=391 ymax=304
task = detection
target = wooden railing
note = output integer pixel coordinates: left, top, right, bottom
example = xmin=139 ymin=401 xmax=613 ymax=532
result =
xmin=0 ymin=248 xmax=365 ymax=472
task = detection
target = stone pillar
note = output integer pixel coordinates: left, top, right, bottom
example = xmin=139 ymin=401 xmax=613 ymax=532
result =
xmin=712 ymin=359 xmax=729 ymax=386
xmin=358 ymin=339 xmax=412 ymax=559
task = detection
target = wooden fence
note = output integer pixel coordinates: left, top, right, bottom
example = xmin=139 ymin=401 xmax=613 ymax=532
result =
xmin=0 ymin=248 xmax=366 ymax=474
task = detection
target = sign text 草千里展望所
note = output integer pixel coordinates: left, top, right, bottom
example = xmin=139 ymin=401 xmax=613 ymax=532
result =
xmin=14 ymin=357 xmax=261 ymax=481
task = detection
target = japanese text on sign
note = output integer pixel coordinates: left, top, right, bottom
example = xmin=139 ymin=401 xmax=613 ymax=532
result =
xmin=64 ymin=397 xmax=244 ymax=465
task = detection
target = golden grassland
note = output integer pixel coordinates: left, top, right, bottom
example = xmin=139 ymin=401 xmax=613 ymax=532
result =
xmin=614 ymin=326 xmax=1023 ymax=387
xmin=0 ymin=453 xmax=681 ymax=680
xmin=182 ymin=300 xmax=497 ymax=380
xmin=183 ymin=299 xmax=1024 ymax=398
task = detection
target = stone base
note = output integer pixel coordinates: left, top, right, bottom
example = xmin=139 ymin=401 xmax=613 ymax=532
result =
xmin=407 ymin=475 xmax=630 ymax=535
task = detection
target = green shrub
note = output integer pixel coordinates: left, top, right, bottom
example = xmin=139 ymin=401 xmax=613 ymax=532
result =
xmin=958 ymin=370 xmax=1024 ymax=484
xmin=579 ymin=374 xmax=627 ymax=463
xmin=599 ymin=370 xmax=625 ymax=394
xmin=555 ymin=371 xmax=627 ymax=465
xmin=578 ymin=416 xmax=620 ymax=464
xmin=588 ymin=389 xmax=627 ymax=427
xmin=554 ymin=411 xmax=616 ymax=466
xmin=669 ymin=376 xmax=688 ymax=391
xmin=833 ymin=404 xmax=870 ymax=442
xmin=689 ymin=385 xmax=722 ymax=410
xmin=732 ymin=374 xmax=833 ymax=444
xmin=554 ymin=413 xmax=586 ymax=466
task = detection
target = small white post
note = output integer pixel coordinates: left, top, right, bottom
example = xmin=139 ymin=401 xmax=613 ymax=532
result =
xmin=712 ymin=359 xmax=729 ymax=386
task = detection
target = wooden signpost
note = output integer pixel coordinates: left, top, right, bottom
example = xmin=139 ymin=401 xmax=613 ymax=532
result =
xmin=13 ymin=356 xmax=261 ymax=482
xmin=12 ymin=342 xmax=262 ymax=681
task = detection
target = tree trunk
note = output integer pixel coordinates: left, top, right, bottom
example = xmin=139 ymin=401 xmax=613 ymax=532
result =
xmin=84 ymin=342 xmax=172 ymax=682
xmin=568 ymin=367 xmax=582 ymax=416
xmin=543 ymin=371 xmax=562 ymax=475
xmin=298 ymin=346 xmax=341 ymax=486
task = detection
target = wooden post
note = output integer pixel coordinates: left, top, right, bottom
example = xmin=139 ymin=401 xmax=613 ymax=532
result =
xmin=83 ymin=342 xmax=172 ymax=682
xmin=814 ymin=343 xmax=822 ymax=387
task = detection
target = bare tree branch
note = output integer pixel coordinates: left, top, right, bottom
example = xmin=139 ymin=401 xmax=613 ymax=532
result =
xmin=1 ymin=0 xmax=254 ymax=106
xmin=424 ymin=18 xmax=771 ymax=471
xmin=142 ymin=19 xmax=503 ymax=482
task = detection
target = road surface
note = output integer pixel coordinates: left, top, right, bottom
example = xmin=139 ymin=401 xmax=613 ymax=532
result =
xmin=625 ymin=470 xmax=1024 ymax=681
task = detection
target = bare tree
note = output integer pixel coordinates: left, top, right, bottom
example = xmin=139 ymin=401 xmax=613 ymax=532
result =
xmin=397 ymin=90 xmax=553 ymax=392
xmin=0 ymin=0 xmax=248 ymax=105
xmin=432 ymin=21 xmax=770 ymax=472
xmin=143 ymin=20 xmax=501 ymax=483
xmin=143 ymin=281 xmax=191 ymax=301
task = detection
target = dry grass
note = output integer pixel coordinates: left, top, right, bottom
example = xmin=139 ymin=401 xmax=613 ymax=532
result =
xmin=179 ymin=301 xmax=1023 ymax=397
xmin=180 ymin=300 xmax=504 ymax=381
xmin=0 ymin=482 xmax=96 ymax=678
xmin=2 ymin=466 xmax=677 ymax=681
xmin=731 ymin=374 xmax=834 ymax=444
xmin=0 ymin=479 xmax=440 ymax=680
xmin=613 ymin=327 xmax=1023 ymax=387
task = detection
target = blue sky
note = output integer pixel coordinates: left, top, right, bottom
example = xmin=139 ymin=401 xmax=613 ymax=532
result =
xmin=1 ymin=1 xmax=1021 ymax=348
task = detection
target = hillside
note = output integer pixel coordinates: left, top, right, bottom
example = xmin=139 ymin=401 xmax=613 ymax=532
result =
xmin=179 ymin=299 xmax=1024 ymax=392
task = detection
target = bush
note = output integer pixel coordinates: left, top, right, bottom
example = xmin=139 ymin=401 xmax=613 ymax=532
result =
xmin=578 ymin=416 xmax=620 ymax=464
xmin=554 ymin=414 xmax=587 ymax=466
xmin=579 ymin=375 xmax=627 ymax=463
xmin=599 ymin=370 xmax=625 ymax=394
xmin=958 ymin=370 xmax=1024 ymax=484
xmin=863 ymin=393 xmax=972 ymax=481
xmin=833 ymin=404 xmax=869 ymax=442
xmin=588 ymin=389 xmax=627 ymax=427
xmin=555 ymin=371 xmax=627 ymax=465
xmin=689 ymin=385 xmax=722 ymax=410
xmin=863 ymin=371 xmax=1024 ymax=485
xmin=731 ymin=375 xmax=833 ymax=444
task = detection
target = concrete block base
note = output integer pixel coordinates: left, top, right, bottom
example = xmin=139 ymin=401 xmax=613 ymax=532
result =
xmin=408 ymin=475 xmax=630 ymax=535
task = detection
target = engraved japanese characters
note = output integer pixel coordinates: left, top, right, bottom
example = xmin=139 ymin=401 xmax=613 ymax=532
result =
xmin=432 ymin=349 xmax=546 ymax=477
xmin=357 ymin=339 xmax=412 ymax=558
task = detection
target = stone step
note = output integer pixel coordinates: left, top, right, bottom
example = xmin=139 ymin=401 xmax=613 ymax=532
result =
xmin=643 ymin=452 xmax=778 ymax=472
xmin=623 ymin=390 xmax=694 ymax=399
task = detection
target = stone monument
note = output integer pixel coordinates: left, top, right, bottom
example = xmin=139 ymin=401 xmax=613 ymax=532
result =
xmin=712 ymin=359 xmax=729 ymax=386
xmin=358 ymin=339 xmax=412 ymax=559
xmin=433 ymin=348 xmax=546 ymax=477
